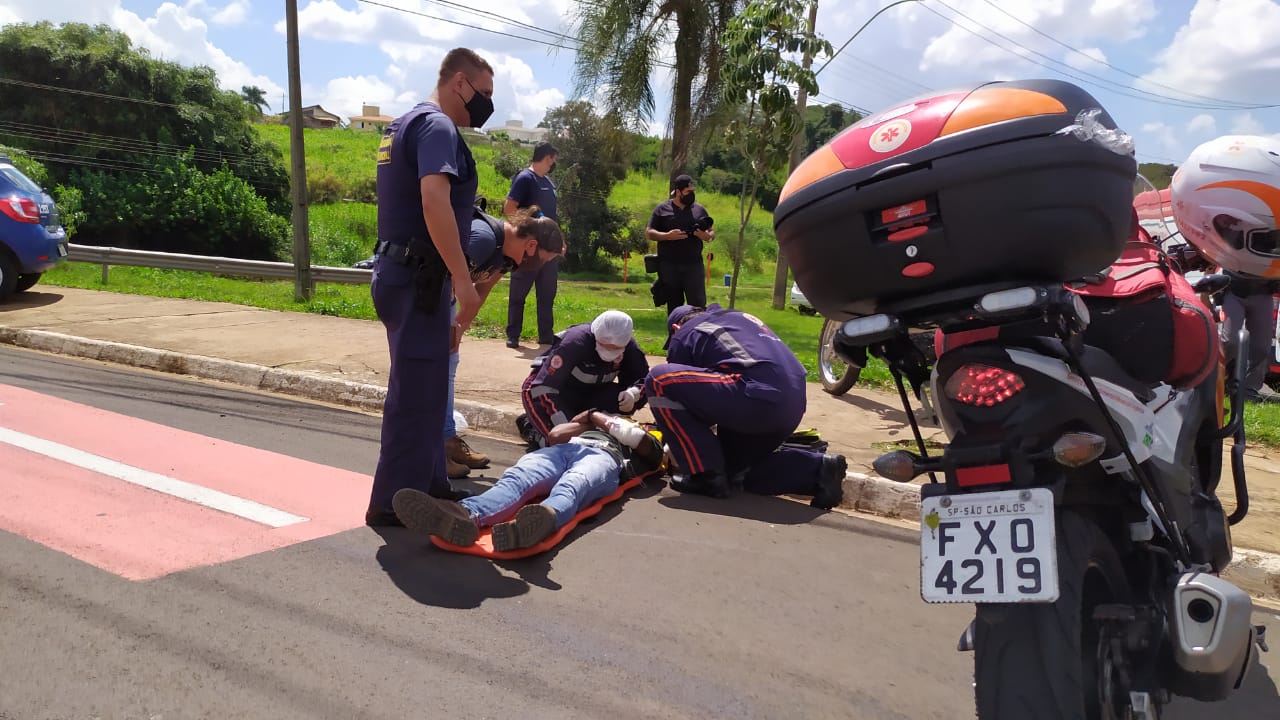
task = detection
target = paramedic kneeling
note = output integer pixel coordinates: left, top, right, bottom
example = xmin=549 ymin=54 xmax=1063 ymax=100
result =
xmin=646 ymin=304 xmax=846 ymax=508
xmin=519 ymin=310 xmax=649 ymax=447
xmin=392 ymin=410 xmax=663 ymax=552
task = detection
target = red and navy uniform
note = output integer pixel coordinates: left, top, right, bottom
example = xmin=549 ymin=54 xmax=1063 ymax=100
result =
xmin=646 ymin=304 xmax=826 ymax=495
xmin=521 ymin=324 xmax=649 ymax=443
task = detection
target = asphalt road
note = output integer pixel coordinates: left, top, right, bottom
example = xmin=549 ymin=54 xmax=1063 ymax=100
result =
xmin=1 ymin=346 xmax=1277 ymax=719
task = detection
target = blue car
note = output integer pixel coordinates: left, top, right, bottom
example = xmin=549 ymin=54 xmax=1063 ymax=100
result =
xmin=0 ymin=155 xmax=67 ymax=300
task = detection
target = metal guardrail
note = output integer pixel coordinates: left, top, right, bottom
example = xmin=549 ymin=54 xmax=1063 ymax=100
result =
xmin=66 ymin=244 xmax=372 ymax=284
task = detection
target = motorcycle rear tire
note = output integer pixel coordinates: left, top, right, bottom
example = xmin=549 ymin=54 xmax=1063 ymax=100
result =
xmin=973 ymin=511 xmax=1133 ymax=720
xmin=819 ymin=317 xmax=860 ymax=396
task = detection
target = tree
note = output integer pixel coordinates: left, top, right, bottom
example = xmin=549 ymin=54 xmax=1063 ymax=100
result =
xmin=0 ymin=22 xmax=289 ymax=215
xmin=538 ymin=101 xmax=637 ymax=272
xmin=573 ymin=0 xmax=741 ymax=183
xmin=721 ymin=0 xmax=831 ymax=308
xmin=240 ymin=85 xmax=270 ymax=116
xmin=1138 ymin=162 xmax=1178 ymax=190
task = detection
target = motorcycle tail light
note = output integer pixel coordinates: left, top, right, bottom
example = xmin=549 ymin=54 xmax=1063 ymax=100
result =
xmin=944 ymin=363 xmax=1026 ymax=407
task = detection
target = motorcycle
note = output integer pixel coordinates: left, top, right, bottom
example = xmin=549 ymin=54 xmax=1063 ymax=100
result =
xmin=774 ymin=80 xmax=1266 ymax=718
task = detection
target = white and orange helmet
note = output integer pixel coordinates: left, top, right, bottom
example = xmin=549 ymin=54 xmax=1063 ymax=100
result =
xmin=1171 ymin=135 xmax=1280 ymax=278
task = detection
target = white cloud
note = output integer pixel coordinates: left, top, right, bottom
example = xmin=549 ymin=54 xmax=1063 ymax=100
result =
xmin=1141 ymin=121 xmax=1179 ymax=153
xmin=918 ymin=0 xmax=1158 ymax=76
xmin=1142 ymin=0 xmax=1280 ymax=104
xmin=1187 ymin=114 xmax=1217 ymax=134
xmin=1064 ymin=47 xmax=1106 ymax=71
xmin=211 ymin=0 xmax=250 ymax=26
xmin=111 ymin=2 xmax=282 ymax=99
xmin=1232 ymin=113 xmax=1268 ymax=136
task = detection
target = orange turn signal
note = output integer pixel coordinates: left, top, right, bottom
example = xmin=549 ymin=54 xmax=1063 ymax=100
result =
xmin=939 ymin=87 xmax=1067 ymax=138
xmin=779 ymin=146 xmax=845 ymax=203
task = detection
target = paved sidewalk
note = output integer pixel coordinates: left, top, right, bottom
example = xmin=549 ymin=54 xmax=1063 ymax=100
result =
xmin=2 ymin=286 xmax=1278 ymax=599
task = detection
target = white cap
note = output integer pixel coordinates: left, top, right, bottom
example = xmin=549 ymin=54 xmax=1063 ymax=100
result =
xmin=591 ymin=310 xmax=634 ymax=346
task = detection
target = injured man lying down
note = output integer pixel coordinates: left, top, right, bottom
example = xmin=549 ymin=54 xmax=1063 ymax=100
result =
xmin=392 ymin=409 xmax=664 ymax=552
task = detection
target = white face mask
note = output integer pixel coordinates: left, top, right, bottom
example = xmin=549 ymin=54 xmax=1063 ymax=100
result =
xmin=596 ymin=344 xmax=625 ymax=362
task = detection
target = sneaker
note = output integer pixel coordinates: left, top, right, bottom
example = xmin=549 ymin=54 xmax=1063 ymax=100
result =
xmin=1255 ymin=385 xmax=1280 ymax=403
xmin=505 ymin=337 xmax=520 ymax=349
xmin=447 ymin=456 xmax=471 ymax=479
xmin=446 ymin=435 xmax=490 ymax=469
xmin=392 ymin=488 xmax=480 ymax=545
xmin=515 ymin=414 xmax=543 ymax=452
xmin=491 ymin=504 xmax=558 ymax=552
xmin=811 ymin=454 xmax=848 ymax=510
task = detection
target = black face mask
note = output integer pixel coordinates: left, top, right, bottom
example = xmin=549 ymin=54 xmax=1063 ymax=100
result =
xmin=459 ymin=77 xmax=494 ymax=128
xmin=683 ymin=190 xmax=696 ymax=205
xmin=548 ymin=162 xmax=557 ymax=174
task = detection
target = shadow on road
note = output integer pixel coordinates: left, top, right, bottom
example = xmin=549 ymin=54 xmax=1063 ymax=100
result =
xmin=0 ymin=289 xmax=63 ymax=311
xmin=372 ymin=527 xmax=529 ymax=609
xmin=1166 ymin=653 xmax=1280 ymax=718
xmin=657 ymin=490 xmax=829 ymax=525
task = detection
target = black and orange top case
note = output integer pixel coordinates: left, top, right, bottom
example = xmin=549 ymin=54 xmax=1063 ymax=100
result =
xmin=773 ymin=79 xmax=1137 ymax=322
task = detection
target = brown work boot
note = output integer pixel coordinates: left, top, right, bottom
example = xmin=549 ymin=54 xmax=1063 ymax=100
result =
xmin=446 ymin=435 xmax=490 ymax=469
xmin=392 ymin=489 xmax=479 ymax=546
xmin=447 ymin=456 xmax=471 ymax=479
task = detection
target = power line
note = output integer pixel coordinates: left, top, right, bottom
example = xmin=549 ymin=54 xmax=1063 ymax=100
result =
xmin=975 ymin=0 xmax=1273 ymax=108
xmin=0 ymin=120 xmax=279 ymax=170
xmin=419 ymin=0 xmax=579 ymax=46
xmin=926 ymin=1 xmax=1280 ymax=111
xmin=357 ymin=0 xmax=577 ymax=51
xmin=0 ymin=77 xmax=184 ymax=107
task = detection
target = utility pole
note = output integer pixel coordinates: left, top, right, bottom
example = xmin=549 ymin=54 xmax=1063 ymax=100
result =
xmin=771 ymin=0 xmax=819 ymax=310
xmin=285 ymin=0 xmax=312 ymax=301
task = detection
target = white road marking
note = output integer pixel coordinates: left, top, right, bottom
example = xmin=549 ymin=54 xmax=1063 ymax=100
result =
xmin=0 ymin=426 xmax=308 ymax=528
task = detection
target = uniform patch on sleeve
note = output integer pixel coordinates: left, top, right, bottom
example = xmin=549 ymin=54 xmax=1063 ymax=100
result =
xmin=376 ymin=134 xmax=393 ymax=165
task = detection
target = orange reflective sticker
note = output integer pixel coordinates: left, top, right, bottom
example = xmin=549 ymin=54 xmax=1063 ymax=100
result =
xmin=779 ymin=146 xmax=845 ymax=203
xmin=939 ymin=87 xmax=1068 ymax=137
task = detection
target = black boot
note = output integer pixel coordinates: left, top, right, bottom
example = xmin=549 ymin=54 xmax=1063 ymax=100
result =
xmin=811 ymin=454 xmax=847 ymax=510
xmin=669 ymin=470 xmax=732 ymax=499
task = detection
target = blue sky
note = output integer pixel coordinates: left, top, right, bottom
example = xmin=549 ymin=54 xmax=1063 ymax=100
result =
xmin=1 ymin=0 xmax=1278 ymax=166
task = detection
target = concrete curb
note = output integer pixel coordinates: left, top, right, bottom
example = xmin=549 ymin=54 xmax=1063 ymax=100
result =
xmin=4 ymin=326 xmax=1279 ymax=602
xmin=0 ymin=327 xmax=525 ymax=438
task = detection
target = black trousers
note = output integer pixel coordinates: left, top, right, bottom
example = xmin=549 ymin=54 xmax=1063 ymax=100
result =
xmin=658 ymin=258 xmax=707 ymax=317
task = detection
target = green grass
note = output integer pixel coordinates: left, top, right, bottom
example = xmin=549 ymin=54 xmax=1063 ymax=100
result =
xmin=40 ymin=262 xmax=847 ymax=382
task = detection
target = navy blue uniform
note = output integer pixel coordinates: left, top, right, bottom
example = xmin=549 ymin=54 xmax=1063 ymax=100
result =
xmin=648 ymin=199 xmax=711 ymax=316
xmin=368 ymin=101 xmax=477 ymax=515
xmin=506 ymin=167 xmax=561 ymax=344
xmin=521 ymin=324 xmax=649 ymax=443
xmin=645 ymin=304 xmax=825 ymax=496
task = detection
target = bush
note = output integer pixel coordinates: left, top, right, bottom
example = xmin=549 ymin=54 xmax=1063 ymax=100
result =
xmin=71 ymin=152 xmax=289 ymax=260
xmin=307 ymin=173 xmax=344 ymax=204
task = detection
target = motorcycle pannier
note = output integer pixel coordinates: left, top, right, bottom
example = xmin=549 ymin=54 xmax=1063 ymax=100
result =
xmin=1069 ymin=231 xmax=1220 ymax=389
xmin=774 ymin=79 xmax=1137 ymax=320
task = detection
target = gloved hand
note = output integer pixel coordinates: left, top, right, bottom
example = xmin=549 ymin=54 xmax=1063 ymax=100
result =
xmin=618 ymin=386 xmax=643 ymax=413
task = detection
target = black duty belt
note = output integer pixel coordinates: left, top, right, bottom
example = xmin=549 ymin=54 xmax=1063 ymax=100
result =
xmin=375 ymin=237 xmax=436 ymax=265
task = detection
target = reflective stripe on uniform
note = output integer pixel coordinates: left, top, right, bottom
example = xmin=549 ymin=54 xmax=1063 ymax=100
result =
xmin=693 ymin=321 xmax=759 ymax=367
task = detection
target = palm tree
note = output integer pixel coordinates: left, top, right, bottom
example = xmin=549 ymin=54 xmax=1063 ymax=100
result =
xmin=573 ymin=0 xmax=740 ymax=182
xmin=239 ymin=85 xmax=269 ymax=116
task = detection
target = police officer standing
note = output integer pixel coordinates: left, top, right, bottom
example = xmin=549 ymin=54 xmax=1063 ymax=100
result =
xmin=645 ymin=174 xmax=714 ymax=318
xmin=504 ymin=142 xmax=561 ymax=348
xmin=366 ymin=48 xmax=495 ymax=528
xmin=643 ymin=304 xmax=846 ymax=508
xmin=518 ymin=310 xmax=649 ymax=448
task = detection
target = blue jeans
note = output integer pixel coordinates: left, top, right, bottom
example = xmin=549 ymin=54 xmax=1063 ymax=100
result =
xmin=459 ymin=443 xmax=621 ymax=527
xmin=445 ymin=349 xmax=459 ymax=438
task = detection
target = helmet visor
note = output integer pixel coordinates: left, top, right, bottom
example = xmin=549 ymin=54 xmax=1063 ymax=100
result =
xmin=1247 ymin=227 xmax=1280 ymax=257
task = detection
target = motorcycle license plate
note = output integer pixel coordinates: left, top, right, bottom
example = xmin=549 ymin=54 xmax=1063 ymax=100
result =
xmin=56 ymin=243 xmax=68 ymax=257
xmin=920 ymin=488 xmax=1058 ymax=604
